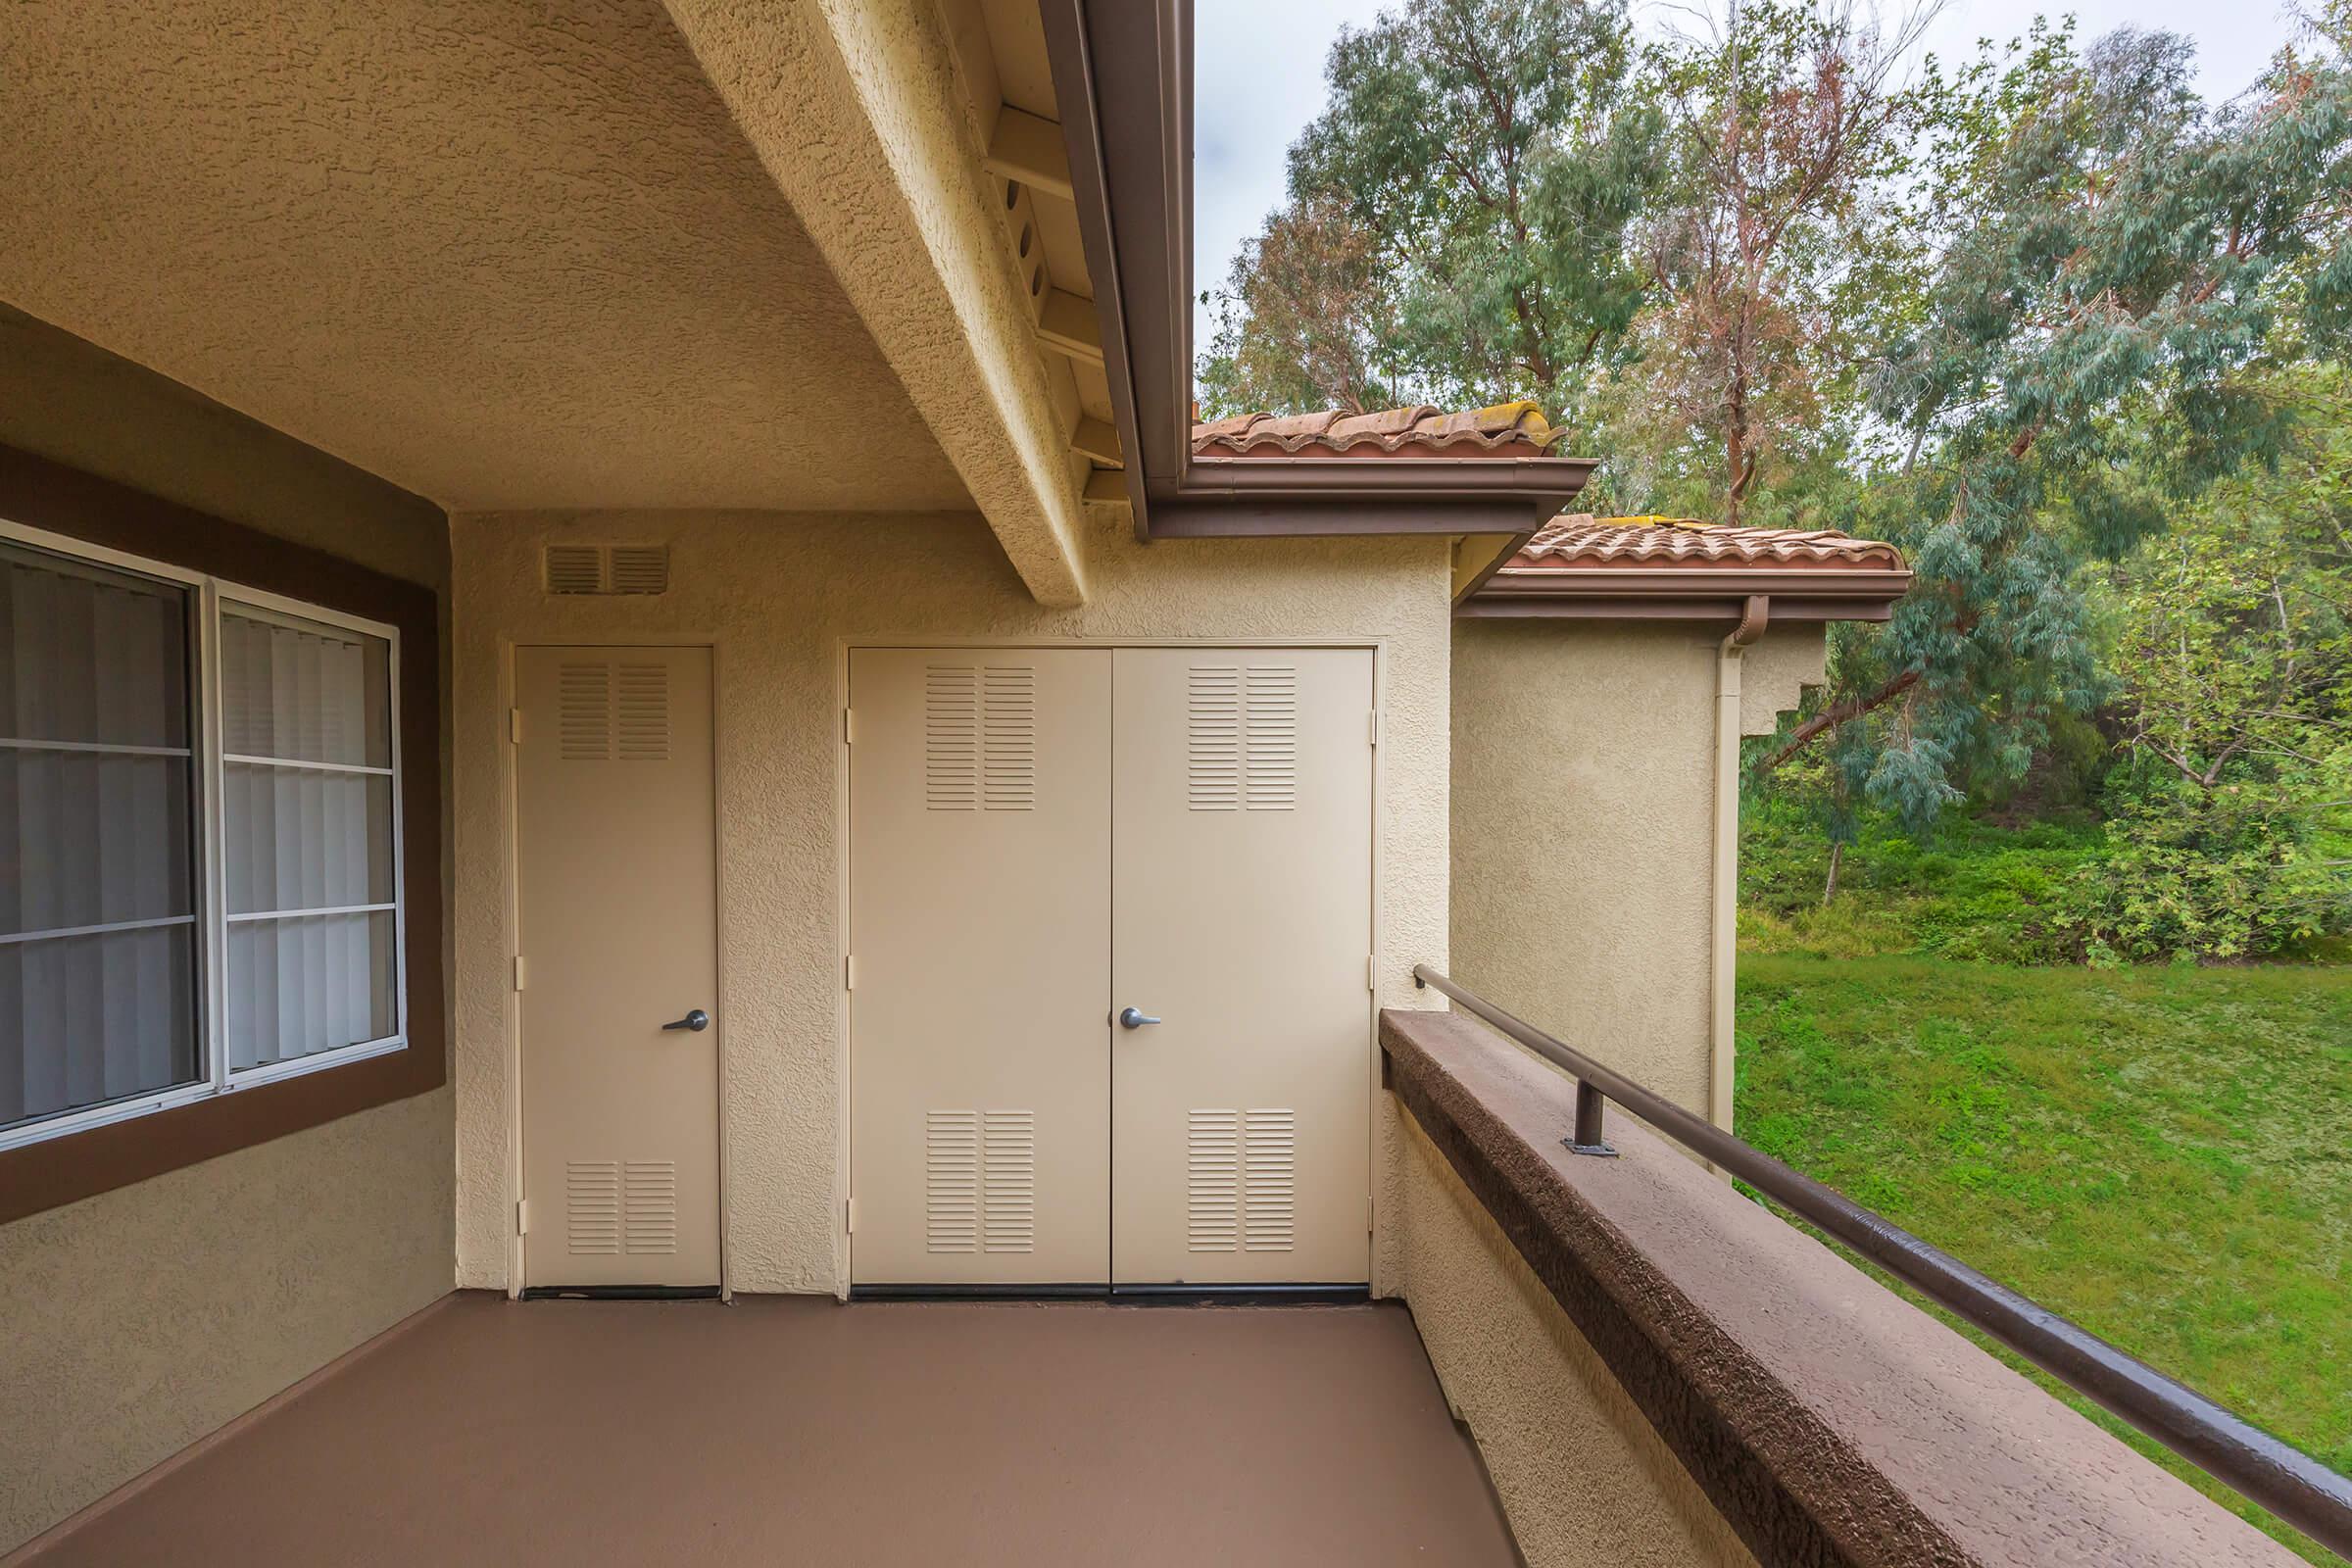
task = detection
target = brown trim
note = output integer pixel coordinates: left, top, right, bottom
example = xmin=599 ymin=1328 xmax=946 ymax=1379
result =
xmin=1461 ymin=595 xmax=1896 ymax=623
xmin=1042 ymin=0 xmax=1596 ymax=540
xmin=0 ymin=444 xmax=447 ymax=1224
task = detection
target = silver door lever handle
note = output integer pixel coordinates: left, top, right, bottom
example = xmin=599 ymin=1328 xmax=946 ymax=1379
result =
xmin=1117 ymin=1006 xmax=1161 ymax=1029
xmin=662 ymin=1008 xmax=710 ymax=1032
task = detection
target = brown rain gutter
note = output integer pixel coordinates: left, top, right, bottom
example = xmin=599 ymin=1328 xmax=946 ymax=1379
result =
xmin=1040 ymin=0 xmax=1596 ymax=541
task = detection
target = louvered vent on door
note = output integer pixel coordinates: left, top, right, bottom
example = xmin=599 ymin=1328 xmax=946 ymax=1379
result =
xmin=923 ymin=1108 xmax=1037 ymax=1253
xmin=925 ymin=663 xmax=1036 ymax=811
xmin=558 ymin=662 xmax=612 ymax=761
xmin=1186 ymin=666 xmax=1241 ymax=809
xmin=1186 ymin=1107 xmax=1297 ymax=1252
xmin=564 ymin=1158 xmax=679 ymax=1255
xmin=1243 ymin=667 xmax=1298 ymax=809
xmin=1188 ymin=664 xmax=1298 ymax=810
xmin=564 ymin=1160 xmax=622 ymax=1254
xmin=614 ymin=662 xmax=669 ymax=761
xmin=622 ymin=1160 xmax=679 ymax=1254
xmin=542 ymin=544 xmax=669 ymax=595
xmin=1185 ymin=1109 xmax=1242 ymax=1250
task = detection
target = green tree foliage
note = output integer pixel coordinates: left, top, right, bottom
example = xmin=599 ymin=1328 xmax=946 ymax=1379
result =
xmin=1199 ymin=0 xmax=1658 ymax=419
xmin=1586 ymin=0 xmax=1937 ymax=524
xmin=1759 ymin=25 xmax=2352 ymax=832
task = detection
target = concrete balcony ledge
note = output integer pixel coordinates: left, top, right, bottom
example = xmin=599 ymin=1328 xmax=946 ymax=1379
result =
xmin=1378 ymin=1005 xmax=2301 ymax=1568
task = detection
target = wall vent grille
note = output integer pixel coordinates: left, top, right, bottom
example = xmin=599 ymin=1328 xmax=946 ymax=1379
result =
xmin=543 ymin=544 xmax=669 ymax=596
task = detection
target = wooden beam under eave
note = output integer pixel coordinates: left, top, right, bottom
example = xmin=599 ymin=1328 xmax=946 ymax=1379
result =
xmin=1037 ymin=289 xmax=1103 ymax=367
xmin=983 ymin=107 xmax=1074 ymax=201
xmin=1084 ymin=468 xmax=1129 ymax=503
xmin=1071 ymin=416 xmax=1121 ymax=466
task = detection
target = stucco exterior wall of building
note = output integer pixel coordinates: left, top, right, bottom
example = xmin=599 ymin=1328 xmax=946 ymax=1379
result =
xmin=1448 ymin=619 xmax=1823 ymax=1116
xmin=0 ymin=314 xmax=455 ymax=1553
xmin=450 ymin=509 xmax=1452 ymax=1293
xmin=1385 ymin=1099 xmax=1757 ymax=1568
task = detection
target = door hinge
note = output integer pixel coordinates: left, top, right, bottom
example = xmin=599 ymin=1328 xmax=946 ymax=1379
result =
xmin=1368 ymin=955 xmax=1378 ymax=992
xmin=509 ymin=707 xmax=523 ymax=744
xmin=843 ymin=709 xmax=855 ymax=745
xmin=844 ymin=954 xmax=857 ymax=991
xmin=844 ymin=1197 xmax=857 ymax=1234
xmin=516 ymin=1199 xmax=530 ymax=1236
xmin=1368 ymin=1195 xmax=1375 ymax=1234
xmin=512 ymin=956 xmax=526 ymax=992
xmin=1369 ymin=709 xmax=1381 ymax=746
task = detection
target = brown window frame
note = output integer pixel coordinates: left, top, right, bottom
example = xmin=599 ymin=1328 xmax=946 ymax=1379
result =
xmin=0 ymin=444 xmax=444 ymax=1223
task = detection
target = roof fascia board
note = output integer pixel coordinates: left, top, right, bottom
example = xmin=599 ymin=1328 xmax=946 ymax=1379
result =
xmin=1485 ymin=567 xmax=1913 ymax=600
xmin=1049 ymin=0 xmax=1602 ymax=542
xmin=1460 ymin=597 xmax=1898 ymax=623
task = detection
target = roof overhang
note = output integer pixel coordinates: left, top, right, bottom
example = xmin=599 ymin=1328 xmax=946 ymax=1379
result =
xmin=1039 ymin=0 xmax=1594 ymax=542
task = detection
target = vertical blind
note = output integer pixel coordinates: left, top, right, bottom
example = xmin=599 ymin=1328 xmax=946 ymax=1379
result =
xmin=1 ymin=542 xmax=200 ymax=1128
xmin=220 ymin=607 xmax=397 ymax=1070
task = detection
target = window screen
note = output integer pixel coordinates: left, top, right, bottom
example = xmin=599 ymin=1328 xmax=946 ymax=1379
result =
xmin=0 ymin=541 xmax=202 ymax=1129
xmin=220 ymin=605 xmax=398 ymax=1070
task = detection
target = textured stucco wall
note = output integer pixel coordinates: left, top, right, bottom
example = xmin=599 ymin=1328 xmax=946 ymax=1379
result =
xmin=1449 ymin=620 xmax=1822 ymax=1114
xmin=451 ymin=509 xmax=1450 ymax=1293
xmin=0 ymin=318 xmax=455 ymax=1553
xmin=0 ymin=0 xmax=969 ymax=514
xmin=1387 ymin=1100 xmax=1756 ymax=1568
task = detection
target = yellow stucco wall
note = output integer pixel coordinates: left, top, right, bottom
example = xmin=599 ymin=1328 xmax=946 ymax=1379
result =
xmin=1448 ymin=619 xmax=1823 ymax=1116
xmin=450 ymin=509 xmax=1451 ymax=1293
xmin=1386 ymin=1102 xmax=1757 ymax=1568
xmin=0 ymin=314 xmax=455 ymax=1552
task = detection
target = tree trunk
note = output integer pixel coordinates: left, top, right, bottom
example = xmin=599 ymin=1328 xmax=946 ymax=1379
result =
xmin=1751 ymin=667 xmax=1924 ymax=777
xmin=1822 ymin=840 xmax=1842 ymax=906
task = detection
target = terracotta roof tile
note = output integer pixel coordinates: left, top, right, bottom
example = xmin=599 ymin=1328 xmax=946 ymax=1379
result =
xmin=1193 ymin=400 xmax=1566 ymax=458
xmin=1504 ymin=514 xmax=1905 ymax=573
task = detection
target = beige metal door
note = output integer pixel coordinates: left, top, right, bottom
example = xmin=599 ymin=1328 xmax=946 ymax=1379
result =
xmin=848 ymin=649 xmax=1111 ymax=1285
xmin=1110 ymin=648 xmax=1375 ymax=1285
xmin=515 ymin=645 xmax=720 ymax=1289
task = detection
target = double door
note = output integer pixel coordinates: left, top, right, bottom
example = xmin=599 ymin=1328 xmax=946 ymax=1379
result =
xmin=848 ymin=646 xmax=1374 ymax=1287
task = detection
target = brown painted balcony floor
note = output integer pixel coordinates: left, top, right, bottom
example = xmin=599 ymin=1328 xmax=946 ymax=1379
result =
xmin=24 ymin=1294 xmax=1521 ymax=1567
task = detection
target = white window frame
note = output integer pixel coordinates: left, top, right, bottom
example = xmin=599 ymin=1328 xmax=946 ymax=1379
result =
xmin=0 ymin=518 xmax=409 ymax=1152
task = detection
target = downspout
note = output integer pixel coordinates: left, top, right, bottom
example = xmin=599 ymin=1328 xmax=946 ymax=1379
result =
xmin=1711 ymin=595 xmax=1769 ymax=1133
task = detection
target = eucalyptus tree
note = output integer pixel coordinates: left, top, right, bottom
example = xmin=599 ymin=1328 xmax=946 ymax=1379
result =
xmin=1757 ymin=24 xmax=2352 ymax=833
xmin=1199 ymin=0 xmax=1660 ymax=420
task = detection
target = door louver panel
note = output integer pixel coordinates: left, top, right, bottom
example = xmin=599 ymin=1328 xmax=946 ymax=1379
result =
xmin=542 ymin=544 xmax=669 ymax=595
xmin=1186 ymin=1107 xmax=1297 ymax=1252
xmin=562 ymin=1158 xmax=681 ymax=1255
xmin=923 ymin=1108 xmax=1038 ymax=1253
xmin=557 ymin=660 xmax=669 ymax=761
xmin=564 ymin=1160 xmax=623 ymax=1254
xmin=924 ymin=663 xmax=1036 ymax=811
xmin=1187 ymin=664 xmax=1298 ymax=810
xmin=615 ymin=663 xmax=669 ymax=761
xmin=558 ymin=663 xmax=612 ymax=761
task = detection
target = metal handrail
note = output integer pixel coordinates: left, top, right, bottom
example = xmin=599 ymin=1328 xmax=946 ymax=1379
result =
xmin=1409 ymin=963 xmax=2352 ymax=1558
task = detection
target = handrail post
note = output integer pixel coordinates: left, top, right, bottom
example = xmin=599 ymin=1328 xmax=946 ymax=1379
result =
xmin=1566 ymin=1080 xmax=1616 ymax=1157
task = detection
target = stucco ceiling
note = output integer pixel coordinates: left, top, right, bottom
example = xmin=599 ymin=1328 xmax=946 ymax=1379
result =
xmin=0 ymin=0 xmax=976 ymax=514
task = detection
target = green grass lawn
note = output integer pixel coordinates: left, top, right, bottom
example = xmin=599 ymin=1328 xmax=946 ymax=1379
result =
xmin=1737 ymin=956 xmax=2352 ymax=1561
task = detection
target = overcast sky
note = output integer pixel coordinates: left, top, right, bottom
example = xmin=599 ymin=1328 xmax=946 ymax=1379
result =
xmin=1193 ymin=0 xmax=2308 ymax=354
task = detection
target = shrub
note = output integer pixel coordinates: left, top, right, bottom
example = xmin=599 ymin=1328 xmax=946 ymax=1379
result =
xmin=2054 ymin=783 xmax=2352 ymax=962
